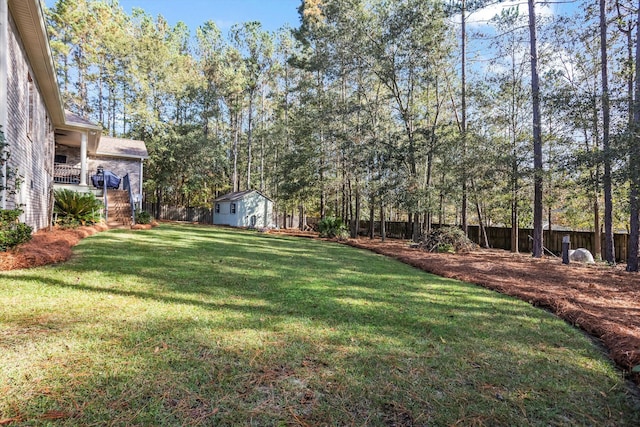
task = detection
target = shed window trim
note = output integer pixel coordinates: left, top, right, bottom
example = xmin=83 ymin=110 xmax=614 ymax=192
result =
xmin=230 ymin=203 xmax=236 ymax=214
xmin=215 ymin=203 xmax=220 ymax=214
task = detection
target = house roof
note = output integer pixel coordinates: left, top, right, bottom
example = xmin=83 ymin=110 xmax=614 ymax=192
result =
xmin=64 ymin=110 xmax=102 ymax=128
xmin=213 ymin=190 xmax=273 ymax=203
xmin=54 ymin=110 xmax=101 ymax=153
xmin=8 ymin=0 xmax=65 ymax=126
xmin=97 ymin=136 xmax=148 ymax=160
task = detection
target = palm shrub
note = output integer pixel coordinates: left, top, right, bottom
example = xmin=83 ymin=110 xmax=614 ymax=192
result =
xmin=0 ymin=209 xmax=32 ymax=251
xmin=318 ymin=216 xmax=349 ymax=240
xmin=54 ymin=189 xmax=103 ymax=227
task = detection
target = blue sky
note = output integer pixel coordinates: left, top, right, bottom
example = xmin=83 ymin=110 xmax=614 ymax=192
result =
xmin=45 ymin=0 xmax=302 ymax=33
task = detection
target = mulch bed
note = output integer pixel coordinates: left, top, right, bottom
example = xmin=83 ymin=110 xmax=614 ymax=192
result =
xmin=0 ymin=222 xmax=157 ymax=270
xmin=0 ymin=224 xmax=109 ymax=270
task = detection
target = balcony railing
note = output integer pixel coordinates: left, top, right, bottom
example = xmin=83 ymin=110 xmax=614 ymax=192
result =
xmin=53 ymin=163 xmax=86 ymax=185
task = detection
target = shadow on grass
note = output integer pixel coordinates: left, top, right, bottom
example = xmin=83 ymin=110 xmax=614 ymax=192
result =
xmin=2 ymin=224 xmax=639 ymax=425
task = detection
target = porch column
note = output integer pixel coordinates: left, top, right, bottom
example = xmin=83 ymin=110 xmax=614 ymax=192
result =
xmin=80 ymin=131 xmax=87 ymax=186
xmin=1 ymin=0 xmax=9 ymax=209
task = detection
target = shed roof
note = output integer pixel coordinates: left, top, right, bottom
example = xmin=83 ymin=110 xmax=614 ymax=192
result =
xmin=213 ymin=190 xmax=273 ymax=203
xmin=96 ymin=136 xmax=148 ymax=159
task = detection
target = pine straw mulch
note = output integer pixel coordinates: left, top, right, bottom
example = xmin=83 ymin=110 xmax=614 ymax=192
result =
xmin=0 ymin=223 xmax=157 ymax=271
xmin=0 ymin=224 xmax=109 ymax=271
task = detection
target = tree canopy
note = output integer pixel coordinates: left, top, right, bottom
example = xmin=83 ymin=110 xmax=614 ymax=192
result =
xmin=46 ymin=0 xmax=640 ymax=266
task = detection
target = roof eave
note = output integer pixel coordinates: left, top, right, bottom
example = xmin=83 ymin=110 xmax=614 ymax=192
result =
xmin=94 ymin=151 xmax=148 ymax=160
xmin=56 ymin=122 xmax=102 ymax=154
xmin=213 ymin=190 xmax=273 ymax=203
xmin=9 ymin=0 xmax=65 ymax=126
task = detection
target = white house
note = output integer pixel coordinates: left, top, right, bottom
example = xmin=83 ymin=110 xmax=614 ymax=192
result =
xmin=213 ymin=190 xmax=274 ymax=228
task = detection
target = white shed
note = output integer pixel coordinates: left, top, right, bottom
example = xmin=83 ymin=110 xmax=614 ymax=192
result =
xmin=213 ymin=190 xmax=274 ymax=228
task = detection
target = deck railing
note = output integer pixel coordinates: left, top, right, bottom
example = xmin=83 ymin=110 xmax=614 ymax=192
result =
xmin=123 ymin=173 xmax=136 ymax=225
xmin=53 ymin=163 xmax=86 ymax=185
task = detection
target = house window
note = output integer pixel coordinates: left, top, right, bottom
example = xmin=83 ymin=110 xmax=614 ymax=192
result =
xmin=215 ymin=203 xmax=220 ymax=214
xmin=230 ymin=203 xmax=236 ymax=214
xmin=27 ymin=74 xmax=34 ymax=136
xmin=54 ymin=154 xmax=67 ymax=164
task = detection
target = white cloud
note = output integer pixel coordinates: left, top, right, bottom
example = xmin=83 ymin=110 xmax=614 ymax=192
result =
xmin=451 ymin=0 xmax=556 ymax=29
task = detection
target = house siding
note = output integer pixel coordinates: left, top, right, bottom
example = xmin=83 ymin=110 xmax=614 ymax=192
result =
xmin=5 ymin=13 xmax=54 ymax=230
xmin=55 ymin=145 xmax=81 ymax=166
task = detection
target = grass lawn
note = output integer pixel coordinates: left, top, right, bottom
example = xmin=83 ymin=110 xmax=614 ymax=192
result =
xmin=1 ymin=224 xmax=639 ymax=426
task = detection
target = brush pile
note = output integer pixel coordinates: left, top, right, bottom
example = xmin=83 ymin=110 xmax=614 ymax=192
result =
xmin=417 ymin=226 xmax=477 ymax=253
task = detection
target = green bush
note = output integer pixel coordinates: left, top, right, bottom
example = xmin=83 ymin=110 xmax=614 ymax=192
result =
xmin=0 ymin=209 xmax=32 ymax=251
xmin=318 ymin=216 xmax=349 ymax=240
xmin=135 ymin=210 xmax=152 ymax=224
xmin=54 ymin=189 xmax=103 ymax=227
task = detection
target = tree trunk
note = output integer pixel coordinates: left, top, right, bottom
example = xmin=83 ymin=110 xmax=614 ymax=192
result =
xmin=232 ymin=106 xmax=240 ymax=192
xmin=369 ymin=194 xmax=375 ymax=239
xmin=352 ymin=182 xmax=361 ymax=239
xmin=528 ymin=0 xmax=544 ymax=258
xmin=511 ymin=149 xmax=519 ymax=253
xmin=247 ymin=92 xmax=254 ymax=190
xmin=439 ymin=170 xmax=445 ymax=226
xmin=155 ymin=188 xmax=162 ymax=220
xmin=260 ymin=85 xmax=266 ymax=192
xmin=511 ymin=199 xmax=519 ymax=253
xmin=298 ymin=204 xmax=305 ymax=230
xmin=472 ymin=179 xmax=490 ymax=248
xmin=594 ymin=195 xmax=602 ymax=260
xmin=601 ymin=0 xmax=615 ymax=264
xmin=320 ymin=129 xmax=325 ymax=219
xmin=380 ymin=202 xmax=386 ymax=242
xmin=460 ymin=0 xmax=468 ymax=237
xmin=627 ymin=0 xmax=640 ymax=271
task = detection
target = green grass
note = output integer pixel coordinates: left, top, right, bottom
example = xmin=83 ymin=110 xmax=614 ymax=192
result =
xmin=1 ymin=224 xmax=639 ymax=426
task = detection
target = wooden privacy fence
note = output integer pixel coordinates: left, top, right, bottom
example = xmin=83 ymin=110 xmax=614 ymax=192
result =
xmin=139 ymin=205 xmax=630 ymax=262
xmin=143 ymin=203 xmax=213 ymax=224
xmin=358 ymin=221 xmax=630 ymax=262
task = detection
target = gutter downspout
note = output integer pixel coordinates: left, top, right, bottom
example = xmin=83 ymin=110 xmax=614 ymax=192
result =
xmin=0 ymin=0 xmax=9 ymax=209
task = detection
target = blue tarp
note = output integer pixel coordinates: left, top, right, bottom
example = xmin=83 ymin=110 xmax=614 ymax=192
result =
xmin=91 ymin=170 xmax=121 ymax=189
